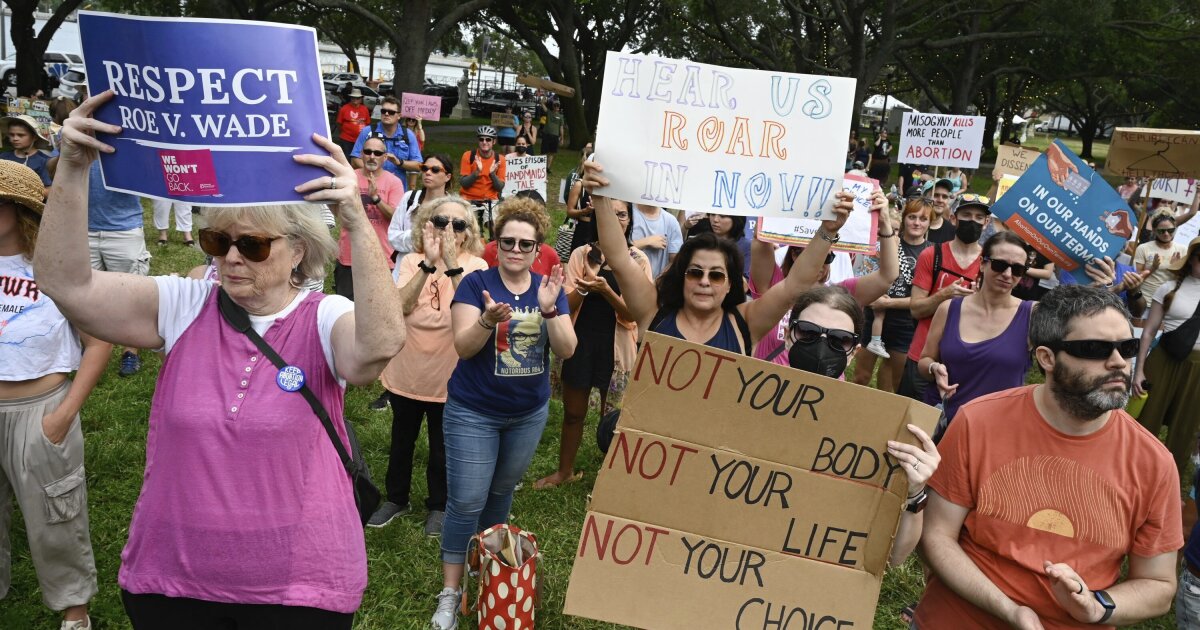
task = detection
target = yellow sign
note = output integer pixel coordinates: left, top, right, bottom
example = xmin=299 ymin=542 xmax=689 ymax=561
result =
xmin=469 ymin=62 xmax=478 ymax=74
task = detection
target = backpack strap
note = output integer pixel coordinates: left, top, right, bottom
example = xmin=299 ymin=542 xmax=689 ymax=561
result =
xmin=931 ymin=241 xmax=944 ymax=288
xmin=649 ymin=307 xmax=668 ymax=334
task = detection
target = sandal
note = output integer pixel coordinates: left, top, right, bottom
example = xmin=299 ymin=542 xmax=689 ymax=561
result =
xmin=183 ymin=240 xmax=195 ymax=247
xmin=157 ymin=239 xmax=167 ymax=246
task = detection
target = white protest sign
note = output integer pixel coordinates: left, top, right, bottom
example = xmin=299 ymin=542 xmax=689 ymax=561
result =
xmin=898 ymin=112 xmax=986 ymax=169
xmin=757 ymin=173 xmax=880 ymax=253
xmin=1175 ymin=215 xmax=1200 ymax=245
xmin=594 ymin=51 xmax=856 ymax=220
xmin=506 ymin=154 xmax=548 ymax=200
xmin=1147 ymin=178 xmax=1198 ymax=204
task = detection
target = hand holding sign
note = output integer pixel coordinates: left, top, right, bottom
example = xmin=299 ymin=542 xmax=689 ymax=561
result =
xmin=1083 ymin=256 xmax=1118 ymax=288
xmin=886 ymin=424 xmax=940 ymax=498
xmin=59 ymin=91 xmax=122 ymax=167
xmin=293 ymin=133 xmax=365 ymax=228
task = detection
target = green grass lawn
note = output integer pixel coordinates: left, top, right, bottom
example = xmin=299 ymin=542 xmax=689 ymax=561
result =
xmin=2 ymin=133 xmax=1177 ymax=628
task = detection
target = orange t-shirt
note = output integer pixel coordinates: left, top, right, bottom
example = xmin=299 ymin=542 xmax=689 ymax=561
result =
xmin=459 ymin=150 xmax=506 ymax=201
xmin=915 ymin=386 xmax=1182 ymax=629
xmin=337 ymin=103 xmax=370 ymax=142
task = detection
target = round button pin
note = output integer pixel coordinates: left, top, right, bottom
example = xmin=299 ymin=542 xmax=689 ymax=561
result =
xmin=276 ymin=365 xmax=305 ymax=392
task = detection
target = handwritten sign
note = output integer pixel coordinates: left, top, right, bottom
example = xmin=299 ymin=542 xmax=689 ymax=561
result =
xmin=564 ymin=333 xmax=938 ymax=629
xmin=991 ymin=140 xmax=1132 ymax=282
xmin=757 ymin=173 xmax=880 ymax=253
xmin=400 ymin=92 xmax=441 ymax=121
xmin=995 ymin=174 xmax=1020 ymax=200
xmin=898 ymin=112 xmax=985 ymax=168
xmin=995 ymin=144 xmax=1040 ymax=178
xmin=1106 ymin=127 xmax=1200 ymax=179
xmin=593 ymin=52 xmax=856 ymax=220
xmin=490 ymin=112 xmax=515 ymax=128
xmin=79 ymin=11 xmax=330 ymax=206
xmin=505 ymin=154 xmax=547 ymax=200
xmin=1147 ymin=178 xmax=1197 ymax=204
xmin=3 ymin=97 xmax=53 ymax=139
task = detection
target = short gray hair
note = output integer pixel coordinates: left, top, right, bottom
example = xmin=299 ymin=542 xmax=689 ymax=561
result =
xmin=1029 ymin=285 xmax=1131 ymax=350
xmin=201 ymin=204 xmax=337 ymax=286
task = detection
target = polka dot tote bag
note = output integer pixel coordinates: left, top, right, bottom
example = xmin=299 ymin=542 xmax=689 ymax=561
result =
xmin=463 ymin=523 xmax=541 ymax=629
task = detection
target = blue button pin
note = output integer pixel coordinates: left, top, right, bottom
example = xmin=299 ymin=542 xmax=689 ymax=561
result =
xmin=276 ymin=365 xmax=305 ymax=392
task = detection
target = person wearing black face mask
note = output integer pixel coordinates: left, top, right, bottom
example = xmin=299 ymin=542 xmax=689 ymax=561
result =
xmin=898 ymin=194 xmax=991 ymax=402
xmin=506 ymin=135 xmax=532 ymax=159
xmin=784 ymin=285 xmax=940 ymax=566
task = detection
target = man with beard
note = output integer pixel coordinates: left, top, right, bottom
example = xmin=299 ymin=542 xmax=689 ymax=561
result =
xmin=335 ymin=135 xmax=402 ymax=300
xmin=914 ymin=285 xmax=1182 ymax=629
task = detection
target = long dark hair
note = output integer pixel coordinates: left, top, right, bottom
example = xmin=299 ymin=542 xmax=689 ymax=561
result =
xmin=657 ymin=232 xmax=746 ymax=313
xmin=689 ymin=213 xmax=746 ymax=241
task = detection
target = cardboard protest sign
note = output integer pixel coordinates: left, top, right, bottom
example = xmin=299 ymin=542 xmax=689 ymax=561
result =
xmin=996 ymin=174 xmax=1021 ymax=200
xmin=490 ymin=112 xmax=515 ymax=128
xmin=3 ymin=97 xmax=53 ymax=140
xmin=564 ymin=333 xmax=939 ymax=629
xmin=517 ymin=74 xmax=575 ymax=97
xmin=400 ymin=92 xmax=441 ymax=121
xmin=593 ymin=51 xmax=856 ymax=220
xmin=1146 ymin=178 xmax=1197 ymax=204
xmin=505 ymin=154 xmax=547 ymax=200
xmin=991 ymin=140 xmax=1132 ymax=283
xmin=756 ymin=173 xmax=880 ymax=253
xmin=1106 ymin=127 xmax=1200 ymax=179
xmin=898 ymin=111 xmax=985 ymax=169
xmin=995 ymin=144 xmax=1040 ymax=178
xmin=79 ymin=11 xmax=330 ymax=206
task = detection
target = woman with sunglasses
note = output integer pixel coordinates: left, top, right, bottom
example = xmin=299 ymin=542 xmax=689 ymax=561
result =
xmin=481 ymin=196 xmax=563 ymax=276
xmin=387 ymin=154 xmax=455 ymax=264
xmin=371 ymin=197 xmax=486 ymax=533
xmin=581 ymin=160 xmax=853 ymax=355
xmin=516 ymin=111 xmax=537 ymax=150
xmin=1135 ymin=235 xmax=1200 ymax=474
xmin=431 ymin=195 xmax=576 ymax=630
xmin=34 ymin=92 xmax=405 ymax=628
xmin=1135 ymin=214 xmax=1191 ymax=314
xmin=783 ymin=285 xmax=939 ymax=565
xmin=536 ymin=200 xmax=651 ymax=490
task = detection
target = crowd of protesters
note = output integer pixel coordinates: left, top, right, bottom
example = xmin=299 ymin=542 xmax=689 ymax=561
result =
xmin=3 ymin=79 xmax=1199 ymax=630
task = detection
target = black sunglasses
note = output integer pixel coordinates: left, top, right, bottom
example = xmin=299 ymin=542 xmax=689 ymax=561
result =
xmin=380 ymin=109 xmax=399 ymax=116
xmin=1156 ymin=228 xmax=1176 ymax=234
xmin=684 ymin=267 xmax=728 ymax=285
xmin=983 ymin=257 xmax=1027 ymax=277
xmin=361 ymin=149 xmax=387 ymax=157
xmin=198 ymin=228 xmax=282 ymax=263
xmin=431 ymin=215 xmax=468 ymax=233
xmin=498 ymin=237 xmax=538 ymax=253
xmin=420 ymin=165 xmax=445 ymax=174
xmin=791 ymin=321 xmax=858 ymax=355
xmin=1046 ymin=338 xmax=1139 ymax=360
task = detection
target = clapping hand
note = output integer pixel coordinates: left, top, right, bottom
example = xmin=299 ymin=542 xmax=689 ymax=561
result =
xmin=481 ymin=290 xmax=513 ymax=326
xmin=538 ymin=264 xmax=565 ymax=312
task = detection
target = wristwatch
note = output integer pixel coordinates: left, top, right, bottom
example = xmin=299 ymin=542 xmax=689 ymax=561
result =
xmin=905 ymin=488 xmax=928 ymax=513
xmin=1093 ymin=590 xmax=1115 ymax=623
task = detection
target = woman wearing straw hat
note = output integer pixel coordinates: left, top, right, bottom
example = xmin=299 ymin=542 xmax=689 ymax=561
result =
xmin=0 ymin=160 xmax=112 ymax=630
xmin=1134 ymin=235 xmax=1200 ymax=474
xmin=1 ymin=114 xmax=53 ymax=186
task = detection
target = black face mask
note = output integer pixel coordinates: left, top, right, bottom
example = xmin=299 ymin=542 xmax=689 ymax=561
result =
xmin=787 ymin=340 xmax=848 ymax=378
xmin=955 ymin=219 xmax=983 ymax=244
xmin=515 ymin=146 xmax=528 ymax=154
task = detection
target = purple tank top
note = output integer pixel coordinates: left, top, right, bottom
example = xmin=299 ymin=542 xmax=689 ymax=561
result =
xmin=119 ymin=290 xmax=365 ymax=613
xmin=927 ymin=298 xmax=1033 ymax=423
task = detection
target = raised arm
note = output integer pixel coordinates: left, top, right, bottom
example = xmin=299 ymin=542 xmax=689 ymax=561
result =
xmin=32 ymin=91 xmax=163 ymax=350
xmin=749 ymin=237 xmax=778 ymax=297
xmin=847 ymin=189 xmax=899 ymax=304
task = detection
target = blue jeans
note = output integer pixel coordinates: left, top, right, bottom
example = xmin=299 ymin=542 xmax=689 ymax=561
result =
xmin=1178 ymin=568 xmax=1200 ymax=630
xmin=440 ymin=397 xmax=548 ymax=564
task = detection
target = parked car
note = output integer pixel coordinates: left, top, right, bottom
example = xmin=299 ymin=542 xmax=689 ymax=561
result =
xmin=375 ymin=80 xmax=459 ymax=118
xmin=2 ymin=50 xmax=83 ymax=92
xmin=470 ymin=89 xmax=535 ymax=117
xmin=323 ymin=72 xmax=365 ymax=85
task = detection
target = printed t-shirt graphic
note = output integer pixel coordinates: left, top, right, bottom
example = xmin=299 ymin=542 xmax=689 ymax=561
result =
xmin=494 ymin=306 xmax=547 ymax=377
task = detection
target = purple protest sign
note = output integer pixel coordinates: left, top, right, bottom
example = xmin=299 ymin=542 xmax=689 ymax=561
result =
xmin=401 ymin=92 xmax=441 ymax=121
xmin=79 ymin=11 xmax=330 ymax=206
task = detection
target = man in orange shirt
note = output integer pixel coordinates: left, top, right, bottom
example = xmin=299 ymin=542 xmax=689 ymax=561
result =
xmin=335 ymin=88 xmax=370 ymax=156
xmin=460 ymin=126 xmax=506 ymax=236
xmin=915 ymin=285 xmax=1182 ymax=629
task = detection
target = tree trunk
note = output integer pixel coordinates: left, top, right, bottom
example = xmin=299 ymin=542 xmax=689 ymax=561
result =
xmin=7 ymin=4 xmax=46 ymax=97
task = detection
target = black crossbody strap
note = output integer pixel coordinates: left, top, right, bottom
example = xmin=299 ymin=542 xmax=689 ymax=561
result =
xmin=217 ymin=288 xmax=354 ymax=469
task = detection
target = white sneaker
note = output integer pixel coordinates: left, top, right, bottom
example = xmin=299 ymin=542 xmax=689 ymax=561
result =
xmin=61 ymin=617 xmax=90 ymax=630
xmin=431 ymin=587 xmax=461 ymax=630
xmin=867 ymin=339 xmax=890 ymax=358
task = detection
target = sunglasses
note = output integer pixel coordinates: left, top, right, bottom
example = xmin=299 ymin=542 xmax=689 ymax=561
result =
xmin=380 ymin=109 xmax=399 ymax=116
xmin=684 ymin=267 xmax=728 ymax=285
xmin=361 ymin=149 xmax=387 ymax=157
xmin=478 ymin=137 xmax=495 ymax=143
xmin=198 ymin=228 xmax=282 ymax=263
xmin=983 ymin=257 xmax=1028 ymax=277
xmin=791 ymin=321 xmax=858 ymax=355
xmin=498 ymin=237 xmax=538 ymax=253
xmin=431 ymin=215 xmax=468 ymax=233
xmin=420 ymin=165 xmax=445 ymax=174
xmin=1156 ymin=228 xmax=1176 ymax=234
xmin=1046 ymin=338 xmax=1139 ymax=360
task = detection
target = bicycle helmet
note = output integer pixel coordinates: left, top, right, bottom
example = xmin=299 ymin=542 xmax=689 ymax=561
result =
xmin=477 ymin=125 xmax=497 ymax=138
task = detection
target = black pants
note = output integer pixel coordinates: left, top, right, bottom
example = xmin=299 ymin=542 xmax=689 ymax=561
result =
xmin=333 ymin=262 xmax=353 ymax=301
xmin=897 ymin=357 xmax=929 ymax=401
xmin=122 ymin=590 xmax=353 ymax=630
xmin=386 ymin=392 xmax=447 ymax=510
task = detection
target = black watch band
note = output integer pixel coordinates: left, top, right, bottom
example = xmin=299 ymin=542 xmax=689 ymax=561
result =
xmin=905 ymin=488 xmax=928 ymax=513
xmin=444 ymin=267 xmax=465 ymax=277
xmin=417 ymin=260 xmax=437 ymax=274
xmin=1093 ymin=590 xmax=1115 ymax=623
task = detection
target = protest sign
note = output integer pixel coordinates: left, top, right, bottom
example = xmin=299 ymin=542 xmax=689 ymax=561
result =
xmin=517 ymin=74 xmax=575 ymax=97
xmin=1106 ymin=127 xmax=1200 ymax=179
xmin=996 ymin=174 xmax=1021 ymax=200
xmin=564 ymin=333 xmax=939 ymax=629
xmin=898 ymin=111 xmax=985 ymax=169
xmin=593 ymin=51 xmax=856 ymax=220
xmin=506 ymin=154 xmax=548 ymax=199
xmin=490 ymin=112 xmax=515 ymax=128
xmin=79 ymin=11 xmax=330 ymax=206
xmin=991 ymin=140 xmax=1132 ymax=283
xmin=1146 ymin=178 xmax=1197 ymax=204
xmin=756 ymin=173 xmax=880 ymax=253
xmin=400 ymin=92 xmax=441 ymax=121
xmin=3 ymin=97 xmax=53 ymax=140
xmin=995 ymin=144 xmax=1040 ymax=178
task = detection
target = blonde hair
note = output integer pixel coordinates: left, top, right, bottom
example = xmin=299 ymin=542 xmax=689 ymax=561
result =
xmin=6 ymin=203 xmax=40 ymax=260
xmin=412 ymin=195 xmax=484 ymax=256
xmin=493 ymin=196 xmax=551 ymax=242
xmin=201 ymin=204 xmax=337 ymax=286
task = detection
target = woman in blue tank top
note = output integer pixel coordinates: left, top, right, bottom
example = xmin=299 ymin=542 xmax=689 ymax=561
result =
xmin=579 ymin=159 xmax=863 ymax=355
